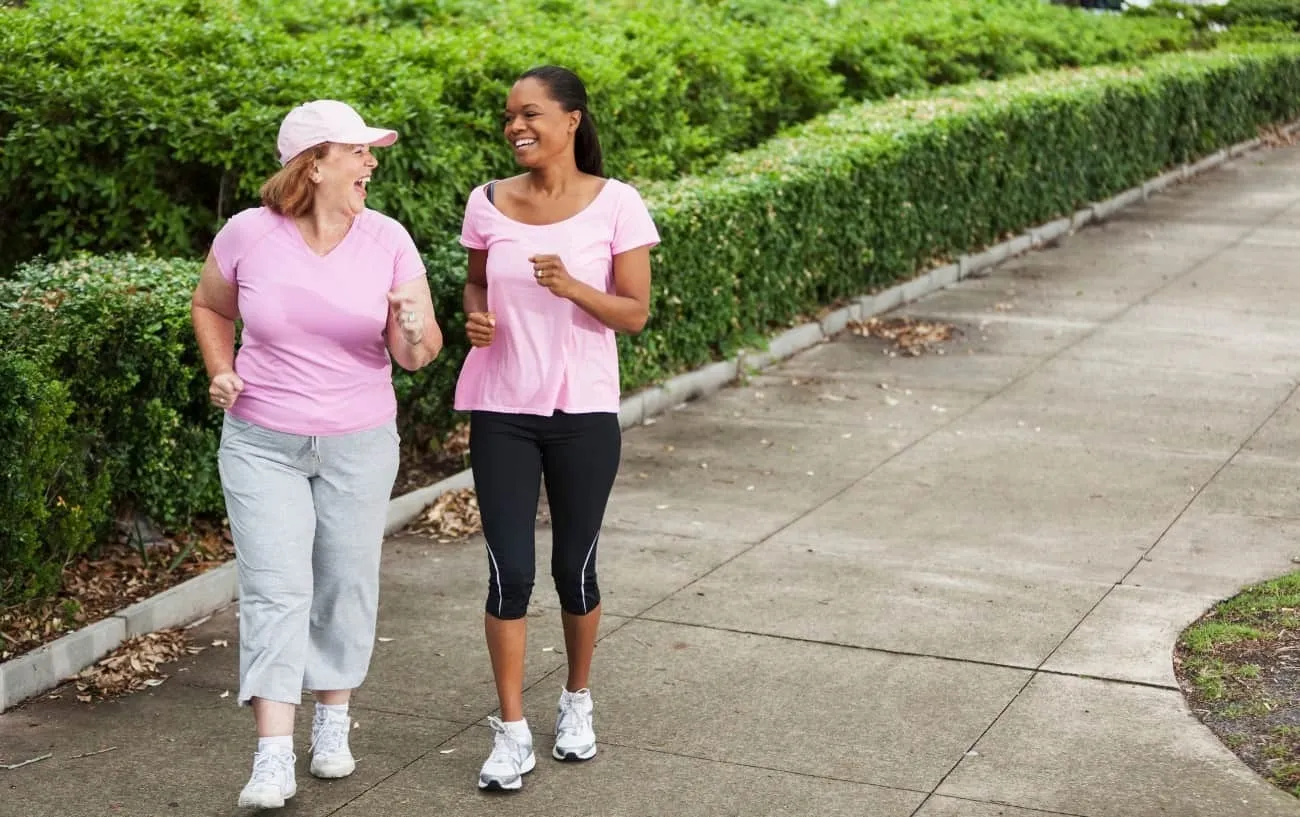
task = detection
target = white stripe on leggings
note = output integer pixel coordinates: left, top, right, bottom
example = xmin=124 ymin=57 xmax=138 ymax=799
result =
xmin=485 ymin=542 xmax=505 ymax=618
xmin=578 ymin=533 xmax=599 ymax=614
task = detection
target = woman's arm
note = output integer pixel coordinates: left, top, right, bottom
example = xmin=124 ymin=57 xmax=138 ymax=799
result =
xmin=532 ymin=244 xmax=652 ymax=334
xmin=191 ymin=252 xmax=239 ymax=378
xmin=464 ymin=249 xmax=489 ymax=314
xmin=463 ymin=249 xmax=496 ymax=347
xmin=386 ymin=275 xmax=444 ymax=371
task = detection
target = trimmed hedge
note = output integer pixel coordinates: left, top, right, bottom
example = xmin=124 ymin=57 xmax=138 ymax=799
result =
xmin=4 ymin=45 xmax=1300 ymax=605
xmin=619 ymin=45 xmax=1300 ymax=386
xmin=0 ymin=0 xmax=1204 ymax=272
xmin=1130 ymin=0 xmax=1300 ymax=34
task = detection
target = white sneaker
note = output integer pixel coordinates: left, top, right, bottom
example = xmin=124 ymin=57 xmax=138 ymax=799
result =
xmin=309 ymin=707 xmax=356 ymax=779
xmin=478 ymin=716 xmax=535 ymax=791
xmin=553 ymin=688 xmax=597 ymax=761
xmin=237 ymin=747 xmax=297 ymax=809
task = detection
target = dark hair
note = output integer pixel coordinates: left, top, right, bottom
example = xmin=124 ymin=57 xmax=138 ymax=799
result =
xmin=519 ymin=65 xmax=604 ymax=177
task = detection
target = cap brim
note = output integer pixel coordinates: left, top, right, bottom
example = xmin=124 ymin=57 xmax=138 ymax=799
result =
xmin=349 ymin=126 xmax=398 ymax=148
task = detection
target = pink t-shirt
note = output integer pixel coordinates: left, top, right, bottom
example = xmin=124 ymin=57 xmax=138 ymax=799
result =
xmin=454 ymin=179 xmax=660 ymax=416
xmin=211 ymin=207 xmax=426 ymax=436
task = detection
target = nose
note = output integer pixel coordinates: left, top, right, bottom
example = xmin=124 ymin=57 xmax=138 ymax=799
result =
xmin=366 ymin=152 xmax=378 ymax=169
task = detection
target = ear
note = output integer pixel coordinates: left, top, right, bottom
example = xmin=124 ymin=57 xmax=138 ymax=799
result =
xmin=569 ymin=109 xmax=581 ymax=135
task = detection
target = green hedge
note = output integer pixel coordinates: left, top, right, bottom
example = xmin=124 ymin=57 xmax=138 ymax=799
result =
xmin=0 ymin=0 xmax=1204 ymax=272
xmin=0 ymin=353 xmax=111 ymax=603
xmin=5 ymin=45 xmax=1300 ymax=606
xmin=624 ymin=45 xmax=1300 ymax=386
xmin=0 ymin=256 xmax=223 ymax=553
xmin=1130 ymin=0 xmax=1300 ymax=33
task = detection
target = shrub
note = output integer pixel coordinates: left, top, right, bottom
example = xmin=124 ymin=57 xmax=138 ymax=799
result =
xmin=0 ymin=255 xmax=220 ymax=533
xmin=1220 ymin=0 xmax=1300 ymax=30
xmin=0 ymin=353 xmax=111 ymax=603
xmin=0 ymin=0 xmax=1203 ymax=272
xmin=625 ymin=45 xmax=1300 ymax=386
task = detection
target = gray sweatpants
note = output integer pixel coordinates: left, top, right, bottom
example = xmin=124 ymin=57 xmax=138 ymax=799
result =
xmin=217 ymin=415 xmax=400 ymax=706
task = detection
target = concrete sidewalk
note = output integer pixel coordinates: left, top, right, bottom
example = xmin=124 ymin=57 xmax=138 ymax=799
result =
xmin=6 ymin=146 xmax=1300 ymax=817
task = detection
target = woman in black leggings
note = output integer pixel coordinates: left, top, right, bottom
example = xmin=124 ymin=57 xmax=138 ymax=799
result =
xmin=451 ymin=65 xmax=660 ymax=791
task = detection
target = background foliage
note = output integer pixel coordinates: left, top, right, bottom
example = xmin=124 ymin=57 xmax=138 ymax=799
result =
xmin=0 ymin=0 xmax=1207 ymax=272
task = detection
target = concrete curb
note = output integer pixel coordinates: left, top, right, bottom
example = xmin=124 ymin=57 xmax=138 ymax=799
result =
xmin=3 ymin=123 xmax=1294 ymax=714
xmin=383 ymin=468 xmax=476 ymax=538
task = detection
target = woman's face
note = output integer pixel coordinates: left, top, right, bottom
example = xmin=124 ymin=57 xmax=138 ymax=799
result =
xmin=503 ymin=77 xmax=578 ymax=169
xmin=314 ymin=143 xmax=378 ymax=214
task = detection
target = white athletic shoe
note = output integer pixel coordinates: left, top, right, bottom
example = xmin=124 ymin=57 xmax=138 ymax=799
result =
xmin=237 ymin=747 xmax=297 ymax=809
xmin=553 ymin=688 xmax=597 ymax=761
xmin=309 ymin=707 xmax=356 ymax=779
xmin=478 ymin=716 xmax=535 ymax=791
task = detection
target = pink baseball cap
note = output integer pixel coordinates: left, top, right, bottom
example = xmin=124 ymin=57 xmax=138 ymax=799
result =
xmin=276 ymin=100 xmax=399 ymax=166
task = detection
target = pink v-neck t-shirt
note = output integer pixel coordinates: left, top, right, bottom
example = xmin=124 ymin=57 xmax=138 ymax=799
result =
xmin=453 ymin=178 xmax=660 ymax=416
xmin=211 ymin=207 xmax=426 ymax=436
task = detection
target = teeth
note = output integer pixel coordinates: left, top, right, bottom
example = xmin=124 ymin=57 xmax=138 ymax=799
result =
xmin=515 ymin=139 xmax=536 ymax=148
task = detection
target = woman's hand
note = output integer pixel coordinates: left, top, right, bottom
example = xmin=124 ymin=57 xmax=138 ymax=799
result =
xmin=531 ymin=254 xmax=580 ymax=300
xmin=465 ymin=311 xmax=496 ymax=347
xmin=210 ymin=370 xmax=244 ymax=410
xmin=387 ymin=291 xmax=426 ymax=345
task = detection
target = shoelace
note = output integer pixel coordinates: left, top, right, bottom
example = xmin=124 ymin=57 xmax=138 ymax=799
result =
xmin=556 ymin=697 xmax=592 ymax=740
xmin=486 ymin=715 xmax=525 ymax=765
xmin=250 ymin=750 xmax=292 ymax=786
xmin=310 ymin=712 xmax=350 ymax=756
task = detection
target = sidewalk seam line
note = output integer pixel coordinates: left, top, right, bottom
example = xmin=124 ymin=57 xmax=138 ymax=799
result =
xmin=909 ymin=187 xmax=1300 ymax=817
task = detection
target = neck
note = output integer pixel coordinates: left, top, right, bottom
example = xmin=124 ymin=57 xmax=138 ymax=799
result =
xmin=300 ymin=196 xmax=357 ymax=236
xmin=527 ymin=159 xmax=582 ymax=197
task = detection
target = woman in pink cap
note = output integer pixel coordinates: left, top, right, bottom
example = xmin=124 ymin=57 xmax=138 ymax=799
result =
xmin=190 ymin=100 xmax=443 ymax=809
xmin=455 ymin=65 xmax=659 ymax=792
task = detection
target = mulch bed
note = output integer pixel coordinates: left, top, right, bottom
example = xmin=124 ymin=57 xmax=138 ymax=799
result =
xmin=1 ymin=524 xmax=233 ymax=663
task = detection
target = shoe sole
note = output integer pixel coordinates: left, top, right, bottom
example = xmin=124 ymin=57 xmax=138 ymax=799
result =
xmin=237 ymin=785 xmax=296 ymax=809
xmin=478 ymin=752 xmax=536 ymax=791
xmin=552 ymin=744 xmax=597 ymax=762
xmin=310 ymin=757 xmax=356 ymax=779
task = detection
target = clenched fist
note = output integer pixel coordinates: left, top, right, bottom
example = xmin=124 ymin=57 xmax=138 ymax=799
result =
xmin=210 ymin=370 xmax=244 ymax=410
xmin=466 ymin=311 xmax=496 ymax=347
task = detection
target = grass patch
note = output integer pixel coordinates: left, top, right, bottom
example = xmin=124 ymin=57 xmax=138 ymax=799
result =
xmin=1175 ymin=570 xmax=1300 ymax=799
xmin=1181 ymin=622 xmax=1269 ymax=654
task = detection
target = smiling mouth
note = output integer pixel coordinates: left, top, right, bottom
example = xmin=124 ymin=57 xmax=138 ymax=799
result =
xmin=354 ymin=177 xmax=370 ymax=197
xmin=513 ymin=138 xmax=537 ymax=150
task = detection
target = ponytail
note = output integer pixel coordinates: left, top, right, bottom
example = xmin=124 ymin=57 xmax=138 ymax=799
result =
xmin=574 ymin=108 xmax=603 ymax=177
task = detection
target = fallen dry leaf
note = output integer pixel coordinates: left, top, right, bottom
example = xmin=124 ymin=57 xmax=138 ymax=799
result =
xmin=75 ymin=629 xmax=190 ymax=702
xmin=1260 ymin=123 xmax=1299 ymax=148
xmin=848 ymin=317 xmax=960 ymax=357
xmin=404 ymin=488 xmax=482 ymax=540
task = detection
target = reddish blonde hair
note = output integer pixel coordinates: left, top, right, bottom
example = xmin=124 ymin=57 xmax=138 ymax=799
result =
xmin=259 ymin=144 xmax=329 ymax=216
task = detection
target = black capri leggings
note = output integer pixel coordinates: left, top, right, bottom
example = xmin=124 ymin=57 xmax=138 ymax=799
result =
xmin=469 ymin=410 xmax=622 ymax=620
